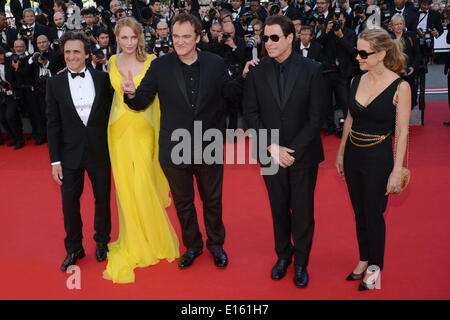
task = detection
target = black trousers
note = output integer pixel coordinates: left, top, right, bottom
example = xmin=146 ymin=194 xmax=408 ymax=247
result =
xmin=343 ymin=139 xmax=393 ymax=270
xmin=262 ymin=163 xmax=319 ymax=268
xmin=162 ymin=164 xmax=225 ymax=252
xmin=61 ymin=150 xmax=111 ymax=254
xmin=16 ymin=88 xmax=45 ymax=140
xmin=1 ymin=95 xmax=23 ymax=143
xmin=323 ymin=72 xmax=351 ymax=129
xmin=34 ymin=90 xmax=47 ymax=139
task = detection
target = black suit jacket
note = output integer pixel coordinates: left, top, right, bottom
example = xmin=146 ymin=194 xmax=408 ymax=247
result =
xmin=21 ymin=23 xmax=49 ymax=52
xmin=125 ymin=51 xmax=242 ymax=168
xmin=48 ymin=25 xmax=68 ymax=42
xmin=423 ymin=9 xmax=444 ymax=36
xmin=10 ymin=0 xmax=31 ymax=26
xmin=46 ymin=69 xmax=113 ymax=169
xmin=294 ymin=40 xmax=323 ymax=63
xmin=392 ymin=7 xmax=419 ymax=32
xmin=243 ymin=53 xmax=325 ymax=166
xmin=0 ymin=27 xmax=19 ymax=51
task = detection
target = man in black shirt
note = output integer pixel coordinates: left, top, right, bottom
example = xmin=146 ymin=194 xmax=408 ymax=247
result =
xmin=122 ymin=14 xmax=244 ymax=271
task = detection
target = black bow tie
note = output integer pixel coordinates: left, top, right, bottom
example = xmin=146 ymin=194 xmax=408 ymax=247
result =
xmin=395 ymin=10 xmax=403 ymax=14
xmin=57 ymin=27 xmax=65 ymax=31
xmin=70 ymin=71 xmax=85 ymax=79
xmin=302 ymin=47 xmax=309 ymax=51
xmin=419 ymin=11 xmax=428 ymax=14
xmin=232 ymin=10 xmax=239 ymax=13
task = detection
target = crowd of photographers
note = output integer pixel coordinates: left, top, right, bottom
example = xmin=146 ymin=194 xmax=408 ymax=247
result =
xmin=0 ymin=0 xmax=448 ymax=149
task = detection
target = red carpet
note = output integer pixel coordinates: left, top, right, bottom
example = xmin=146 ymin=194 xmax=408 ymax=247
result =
xmin=0 ymin=101 xmax=449 ymax=300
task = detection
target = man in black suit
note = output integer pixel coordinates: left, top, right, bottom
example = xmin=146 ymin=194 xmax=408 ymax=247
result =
xmin=280 ymin=0 xmax=299 ymax=21
xmin=392 ymin=0 xmax=418 ymax=32
xmin=10 ymin=0 xmax=31 ymax=28
xmin=317 ymin=10 xmax=358 ymax=136
xmin=122 ymin=13 xmax=243 ymax=270
xmin=416 ymin=0 xmax=444 ymax=53
xmin=48 ymin=12 xmax=68 ymax=42
xmin=19 ymin=8 xmax=49 ymax=54
xmin=243 ymin=15 xmax=326 ymax=288
xmin=294 ymin=25 xmax=323 ymax=62
xmin=0 ymin=12 xmax=18 ymax=51
xmin=46 ymin=32 xmax=112 ymax=271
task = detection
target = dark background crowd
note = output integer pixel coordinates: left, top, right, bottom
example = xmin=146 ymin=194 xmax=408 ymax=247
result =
xmin=0 ymin=0 xmax=448 ymax=149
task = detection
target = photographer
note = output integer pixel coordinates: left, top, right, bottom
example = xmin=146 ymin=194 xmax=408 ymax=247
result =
xmin=280 ymin=0 xmax=299 ymax=20
xmin=48 ymin=12 xmax=68 ymax=42
xmin=19 ymin=8 xmax=49 ymax=54
xmin=245 ymin=19 xmax=263 ymax=60
xmin=202 ymin=3 xmax=221 ymax=33
xmin=0 ymin=12 xmax=18 ymax=51
xmin=89 ymin=28 xmax=115 ymax=71
xmin=390 ymin=14 xmax=421 ymax=108
xmin=10 ymin=0 xmax=31 ymax=28
xmin=110 ymin=0 xmax=124 ymax=15
xmin=152 ymin=21 xmax=174 ymax=57
xmin=249 ymin=0 xmax=268 ymax=23
xmin=28 ymin=35 xmax=59 ymax=145
xmin=416 ymin=0 xmax=444 ymax=58
xmin=318 ymin=8 xmax=358 ymax=137
xmin=294 ymin=25 xmax=323 ymax=62
xmin=0 ymin=46 xmax=14 ymax=146
xmin=312 ymin=0 xmax=333 ymax=39
xmin=80 ymin=7 xmax=101 ymax=39
xmin=211 ymin=22 xmax=249 ymax=130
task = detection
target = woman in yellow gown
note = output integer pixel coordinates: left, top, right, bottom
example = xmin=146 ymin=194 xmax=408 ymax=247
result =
xmin=103 ymin=17 xmax=179 ymax=284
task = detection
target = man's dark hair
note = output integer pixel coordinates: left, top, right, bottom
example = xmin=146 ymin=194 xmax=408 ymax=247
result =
xmin=264 ymin=15 xmax=295 ymax=38
xmin=171 ymin=13 xmax=202 ymax=36
xmin=60 ymin=31 xmax=91 ymax=55
xmin=94 ymin=27 xmax=109 ymax=39
xmin=141 ymin=7 xmax=153 ymax=20
xmin=150 ymin=0 xmax=161 ymax=5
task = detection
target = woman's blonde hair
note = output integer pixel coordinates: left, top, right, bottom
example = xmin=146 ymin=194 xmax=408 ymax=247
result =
xmin=114 ymin=17 xmax=147 ymax=62
xmin=390 ymin=14 xmax=405 ymax=26
xmin=359 ymin=28 xmax=406 ymax=75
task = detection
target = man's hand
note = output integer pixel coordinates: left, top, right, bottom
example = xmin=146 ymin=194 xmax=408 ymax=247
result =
xmin=334 ymin=28 xmax=344 ymax=39
xmin=431 ymin=28 xmax=439 ymax=38
xmin=407 ymin=67 xmax=414 ymax=75
xmin=325 ymin=20 xmax=334 ymax=34
xmin=52 ymin=164 xmax=63 ymax=186
xmin=267 ymin=144 xmax=295 ymax=168
xmin=224 ymin=37 xmax=237 ymax=50
xmin=120 ymin=70 xmax=136 ymax=95
xmin=243 ymin=59 xmax=259 ymax=78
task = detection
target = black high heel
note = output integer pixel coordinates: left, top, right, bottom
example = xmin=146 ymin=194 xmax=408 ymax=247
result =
xmin=346 ymin=271 xmax=365 ymax=281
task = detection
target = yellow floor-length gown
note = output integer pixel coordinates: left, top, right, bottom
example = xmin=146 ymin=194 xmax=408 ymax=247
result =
xmin=103 ymin=54 xmax=179 ymax=284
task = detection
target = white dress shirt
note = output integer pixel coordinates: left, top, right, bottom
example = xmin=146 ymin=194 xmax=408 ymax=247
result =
xmin=68 ymin=67 xmax=95 ymax=127
xmin=26 ymin=23 xmax=36 ymax=54
xmin=232 ymin=7 xmax=241 ymax=22
xmin=300 ymin=43 xmax=310 ymax=58
xmin=418 ymin=10 xmax=429 ymax=31
xmin=0 ymin=64 xmax=5 ymax=81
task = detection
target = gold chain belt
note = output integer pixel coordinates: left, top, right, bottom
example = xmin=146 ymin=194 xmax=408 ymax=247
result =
xmin=349 ymin=129 xmax=391 ymax=148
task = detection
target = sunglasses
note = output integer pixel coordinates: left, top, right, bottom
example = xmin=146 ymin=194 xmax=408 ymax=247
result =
xmin=262 ymin=34 xmax=283 ymax=43
xmin=357 ymin=50 xmax=376 ymax=59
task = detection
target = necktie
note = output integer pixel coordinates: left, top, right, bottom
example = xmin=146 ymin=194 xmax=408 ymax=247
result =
xmin=70 ymin=71 xmax=85 ymax=79
xmin=57 ymin=27 xmax=65 ymax=31
xmin=419 ymin=11 xmax=428 ymax=14
xmin=395 ymin=10 xmax=402 ymax=14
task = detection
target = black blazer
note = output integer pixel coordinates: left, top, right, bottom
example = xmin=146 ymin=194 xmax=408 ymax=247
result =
xmin=21 ymin=23 xmax=49 ymax=52
xmin=0 ymin=27 xmax=19 ymax=51
xmin=48 ymin=25 xmax=68 ymax=42
xmin=46 ymin=69 xmax=113 ymax=169
xmin=294 ymin=39 xmax=323 ymax=63
xmin=420 ymin=8 xmax=444 ymax=36
xmin=125 ymin=51 xmax=242 ymax=168
xmin=10 ymin=0 xmax=31 ymax=25
xmin=243 ymin=53 xmax=325 ymax=166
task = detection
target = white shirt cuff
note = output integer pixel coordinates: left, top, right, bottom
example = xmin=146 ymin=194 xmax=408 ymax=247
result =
xmin=51 ymin=161 xmax=61 ymax=166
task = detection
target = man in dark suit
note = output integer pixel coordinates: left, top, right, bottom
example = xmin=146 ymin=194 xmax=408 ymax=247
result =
xmin=243 ymin=16 xmax=326 ymax=288
xmin=19 ymin=8 xmax=49 ymax=54
xmin=0 ymin=12 xmax=18 ymax=51
xmin=280 ymin=0 xmax=299 ymax=21
xmin=317 ymin=10 xmax=358 ymax=136
xmin=122 ymin=13 xmax=243 ymax=270
xmin=294 ymin=25 xmax=323 ymax=62
xmin=416 ymin=0 xmax=444 ymax=52
xmin=392 ymin=0 xmax=418 ymax=32
xmin=48 ymin=11 xmax=68 ymax=42
xmin=10 ymin=0 xmax=31 ymax=28
xmin=46 ymin=32 xmax=112 ymax=271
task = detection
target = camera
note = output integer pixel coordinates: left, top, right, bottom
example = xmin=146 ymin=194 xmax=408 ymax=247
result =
xmin=32 ymin=51 xmax=50 ymax=63
xmin=91 ymin=44 xmax=105 ymax=60
xmin=19 ymin=25 xmax=33 ymax=38
xmin=333 ymin=20 xmax=341 ymax=32
xmin=11 ymin=53 xmax=20 ymax=63
xmin=221 ymin=32 xmax=231 ymax=43
xmin=418 ymin=28 xmax=433 ymax=49
xmin=0 ymin=79 xmax=11 ymax=90
xmin=354 ymin=2 xmax=368 ymax=15
xmin=242 ymin=11 xmax=255 ymax=22
xmin=311 ymin=12 xmax=327 ymax=26
xmin=269 ymin=1 xmax=281 ymax=16
xmin=97 ymin=5 xmax=113 ymax=23
xmin=50 ymin=39 xmax=60 ymax=51
xmin=154 ymin=38 xmax=172 ymax=55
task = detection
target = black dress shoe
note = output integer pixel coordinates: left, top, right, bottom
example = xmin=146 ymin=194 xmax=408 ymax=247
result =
xmin=14 ymin=141 xmax=25 ymax=150
xmin=271 ymin=258 xmax=292 ymax=280
xmin=26 ymin=135 xmax=35 ymax=141
xmin=0 ymin=138 xmax=5 ymax=146
xmin=293 ymin=265 xmax=309 ymax=288
xmin=211 ymin=249 xmax=228 ymax=268
xmin=61 ymin=248 xmax=86 ymax=272
xmin=96 ymin=243 xmax=109 ymax=262
xmin=7 ymin=141 xmax=15 ymax=147
xmin=178 ymin=249 xmax=202 ymax=269
xmin=34 ymin=138 xmax=46 ymax=146
xmin=444 ymin=121 xmax=450 ymax=126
